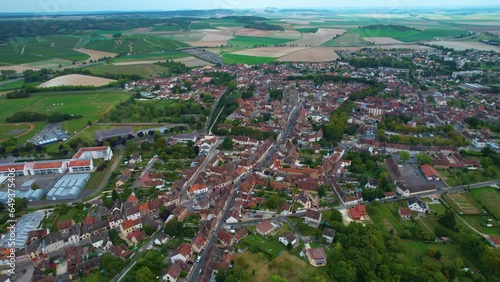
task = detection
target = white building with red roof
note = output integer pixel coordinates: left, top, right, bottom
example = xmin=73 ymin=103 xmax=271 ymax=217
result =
xmin=68 ymin=159 xmax=94 ymax=173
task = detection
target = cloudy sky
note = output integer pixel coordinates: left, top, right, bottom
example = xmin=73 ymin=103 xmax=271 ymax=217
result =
xmin=2 ymin=0 xmax=498 ymax=13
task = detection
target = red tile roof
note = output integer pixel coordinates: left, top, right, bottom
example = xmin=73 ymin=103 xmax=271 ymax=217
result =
xmin=0 ymin=164 xmax=25 ymax=171
xmin=33 ymin=162 xmax=63 ymax=169
xmin=421 ymin=164 xmax=441 ymax=178
xmin=256 ymin=220 xmax=274 ymax=234
xmin=489 ymin=236 xmax=500 ymax=246
xmin=69 ymin=159 xmax=91 ymax=167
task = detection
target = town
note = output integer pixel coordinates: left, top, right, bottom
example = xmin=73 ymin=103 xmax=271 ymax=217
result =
xmin=0 ymin=5 xmax=499 ymax=282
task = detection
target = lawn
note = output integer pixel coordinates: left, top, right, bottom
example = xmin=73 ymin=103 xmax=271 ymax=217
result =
xmin=295 ymin=28 xmax=319 ymax=33
xmin=354 ymin=27 xmax=469 ymax=42
xmin=321 ymin=30 xmax=370 ymax=47
xmin=241 ymin=234 xmax=285 ymax=259
xmin=85 ymin=63 xmax=171 ymax=78
xmin=367 ymin=202 xmax=416 ymax=234
xmin=222 ymin=54 xmax=276 ymax=65
xmin=227 ymin=36 xmax=294 ymax=48
xmin=0 ymin=89 xmax=131 ymax=135
xmin=438 ymin=167 xmax=500 ymax=187
xmin=83 ymin=34 xmax=188 ymax=54
xmin=112 ymin=51 xmax=189 ymax=63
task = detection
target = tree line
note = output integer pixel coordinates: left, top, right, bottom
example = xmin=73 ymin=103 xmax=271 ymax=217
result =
xmin=6 ymin=111 xmax=82 ymax=123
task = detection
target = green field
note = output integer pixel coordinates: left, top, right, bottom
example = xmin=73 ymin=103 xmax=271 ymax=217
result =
xmin=84 ymin=63 xmax=171 ymax=78
xmin=0 ymin=90 xmax=131 ymax=134
xmin=150 ymin=24 xmax=182 ymax=32
xmin=222 ymin=54 xmax=276 ymax=64
xmin=367 ymin=202 xmax=420 ymax=234
xmin=321 ymin=30 xmax=370 ymax=47
xmin=112 ymin=51 xmax=190 ymax=63
xmin=162 ymin=32 xmax=206 ymax=42
xmin=469 ymin=187 xmax=500 ymax=216
xmin=0 ymin=37 xmax=90 ymax=64
xmin=40 ymin=35 xmax=82 ymax=49
xmin=354 ymin=27 xmax=469 ymax=42
xmin=295 ymin=28 xmax=319 ymax=33
xmin=0 ymin=79 xmax=24 ymax=91
xmin=227 ymin=36 xmax=294 ymax=48
xmin=83 ymin=34 xmax=189 ymax=54
xmin=190 ymin=22 xmax=214 ymax=29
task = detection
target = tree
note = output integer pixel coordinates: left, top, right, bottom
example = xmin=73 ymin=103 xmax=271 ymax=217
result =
xmin=164 ymin=218 xmax=184 ymax=237
xmin=416 ymin=153 xmax=433 ymax=165
xmin=438 ymin=209 xmax=457 ymax=231
xmin=111 ymin=189 xmax=119 ymax=201
xmin=398 ymin=151 xmax=410 ymax=164
xmin=14 ymin=197 xmax=28 ymax=212
xmin=317 ymin=185 xmax=327 ymax=198
xmin=329 ymin=209 xmax=343 ymax=222
xmin=221 ymin=137 xmax=233 ymax=150
xmin=270 ymin=275 xmax=287 ymax=282
xmin=135 ymin=266 xmax=155 ymax=282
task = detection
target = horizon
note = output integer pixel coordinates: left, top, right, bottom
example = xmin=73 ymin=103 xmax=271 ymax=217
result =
xmin=1 ymin=0 xmax=499 ymax=14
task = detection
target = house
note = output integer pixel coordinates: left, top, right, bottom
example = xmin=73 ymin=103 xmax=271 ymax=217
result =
xmin=57 ymin=219 xmax=74 ymax=234
xmin=225 ymin=209 xmax=240 ymax=224
xmin=67 ymin=224 xmax=81 ymax=245
xmin=322 ymin=228 xmax=336 ymax=243
xmin=383 ymin=191 xmax=397 ymax=199
xmin=278 ymin=232 xmax=297 ymax=246
xmin=192 ymin=235 xmax=206 ymax=253
xmin=116 ymin=169 xmax=132 ymax=187
xmin=110 ymin=244 xmax=133 ymax=258
xmin=279 ymin=202 xmax=291 ymax=215
xmin=304 ymin=209 xmax=322 ymax=227
xmin=399 ymin=207 xmax=412 ymax=219
xmin=408 ymin=197 xmax=428 ymax=213
xmin=487 ymin=236 xmax=500 ymax=248
xmin=41 ymin=232 xmax=64 ymax=254
xmin=162 ymin=263 xmax=181 ymax=282
xmin=365 ymin=178 xmax=378 ymax=189
xmin=127 ymin=230 xmax=147 ymax=245
xmin=188 ymin=184 xmax=209 ymax=196
xmin=27 ymin=229 xmax=49 ymax=244
xmin=125 ymin=206 xmax=141 ymax=221
xmin=172 ymin=206 xmax=189 ymax=221
xmin=256 ymin=220 xmax=275 ymax=236
xmin=90 ymin=232 xmax=111 ymax=249
xmin=217 ymin=230 xmax=233 ymax=247
xmin=120 ymin=219 xmax=142 ymax=236
xmin=15 ymin=243 xmax=41 ymax=262
xmin=421 ymin=164 xmax=441 ymax=181
xmin=306 ymin=247 xmax=327 ymax=267
xmin=233 ymin=228 xmax=248 ymax=243
xmin=170 ymin=243 xmax=193 ymax=263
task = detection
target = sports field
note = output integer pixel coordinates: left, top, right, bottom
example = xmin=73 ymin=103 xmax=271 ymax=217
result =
xmin=0 ymin=90 xmax=131 ymax=133
xmin=0 ymin=123 xmax=33 ymax=142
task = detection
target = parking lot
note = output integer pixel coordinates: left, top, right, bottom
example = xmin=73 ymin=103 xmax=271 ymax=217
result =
xmin=400 ymin=164 xmax=447 ymax=189
xmin=0 ymin=173 xmax=60 ymax=192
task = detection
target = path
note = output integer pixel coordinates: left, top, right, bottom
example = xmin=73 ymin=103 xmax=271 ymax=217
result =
xmin=20 ymin=44 xmax=26 ymax=55
xmin=454 ymin=211 xmax=489 ymax=238
xmin=128 ymin=42 xmax=133 ymax=53
xmin=203 ymin=96 xmax=222 ymax=134
xmin=208 ymin=106 xmax=224 ymax=135
xmin=0 ymin=122 xmax=35 ymax=142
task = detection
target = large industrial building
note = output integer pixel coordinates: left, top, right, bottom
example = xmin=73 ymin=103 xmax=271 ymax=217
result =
xmin=46 ymin=173 xmax=90 ymax=200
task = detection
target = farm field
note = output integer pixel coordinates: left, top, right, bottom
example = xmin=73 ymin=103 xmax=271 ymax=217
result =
xmin=161 ymin=32 xmax=206 ymax=42
xmin=443 ymin=193 xmax=480 ymax=215
xmin=289 ymin=28 xmax=346 ymax=46
xmin=20 ymin=58 xmax=74 ymax=69
xmin=321 ymin=30 xmax=370 ymax=47
xmin=83 ymin=34 xmax=188 ymax=54
xmin=38 ymin=74 xmax=116 ymax=88
xmin=150 ymin=24 xmax=182 ymax=32
xmin=227 ymin=36 xmax=295 ymax=48
xmin=230 ymin=46 xmax=309 ymax=57
xmin=222 ymin=54 xmax=275 ymax=64
xmin=189 ymin=22 xmax=214 ymax=30
xmin=235 ymin=28 xmax=302 ymax=39
xmin=424 ymin=41 xmax=500 ymax=52
xmin=354 ymin=27 xmax=468 ymax=42
xmin=363 ymin=37 xmax=405 ymax=44
xmin=111 ymin=51 xmax=189 ymax=63
xmin=294 ymin=28 xmax=319 ymax=33
xmin=187 ymin=29 xmax=235 ymax=47
xmin=0 ymin=90 xmax=131 ymax=134
xmin=84 ymin=63 xmax=171 ymax=78
xmin=276 ymin=47 xmax=340 ymax=62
